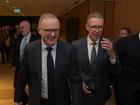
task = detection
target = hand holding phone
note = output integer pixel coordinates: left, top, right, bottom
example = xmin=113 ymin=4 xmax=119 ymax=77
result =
xmin=100 ymin=37 xmax=116 ymax=59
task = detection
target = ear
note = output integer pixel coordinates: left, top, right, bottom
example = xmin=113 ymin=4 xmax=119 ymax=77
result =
xmin=37 ymin=27 xmax=41 ymax=34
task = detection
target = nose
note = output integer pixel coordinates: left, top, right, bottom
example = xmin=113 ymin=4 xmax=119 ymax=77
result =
xmin=94 ymin=28 xmax=100 ymax=32
xmin=50 ymin=30 xmax=56 ymax=36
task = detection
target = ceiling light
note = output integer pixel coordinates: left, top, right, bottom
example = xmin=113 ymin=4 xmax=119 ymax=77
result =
xmin=14 ymin=8 xmax=21 ymax=13
xmin=6 ymin=0 xmax=10 ymax=3
xmin=12 ymin=5 xmax=16 ymax=9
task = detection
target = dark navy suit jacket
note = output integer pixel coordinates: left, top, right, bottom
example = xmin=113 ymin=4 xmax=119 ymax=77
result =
xmin=14 ymin=40 xmax=82 ymax=105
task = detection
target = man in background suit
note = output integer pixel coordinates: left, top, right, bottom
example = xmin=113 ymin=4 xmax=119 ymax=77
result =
xmin=72 ymin=12 xmax=121 ymax=105
xmin=14 ymin=13 xmax=82 ymax=105
xmin=118 ymin=27 xmax=131 ymax=39
xmin=11 ymin=20 xmax=40 ymax=105
xmin=114 ymin=32 xmax=140 ymax=105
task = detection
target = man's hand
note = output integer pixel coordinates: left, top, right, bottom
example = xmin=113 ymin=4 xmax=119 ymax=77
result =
xmin=12 ymin=66 xmax=16 ymax=72
xmin=82 ymin=82 xmax=92 ymax=94
xmin=100 ymin=38 xmax=116 ymax=59
xmin=12 ymin=66 xmax=16 ymax=75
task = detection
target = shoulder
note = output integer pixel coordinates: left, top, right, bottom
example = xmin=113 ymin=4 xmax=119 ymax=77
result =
xmin=57 ymin=40 xmax=79 ymax=55
xmin=116 ymin=34 xmax=139 ymax=49
xmin=118 ymin=34 xmax=137 ymax=43
xmin=27 ymin=39 xmax=41 ymax=49
xmin=72 ymin=37 xmax=86 ymax=46
xmin=57 ymin=40 xmax=73 ymax=49
xmin=31 ymin=34 xmax=40 ymax=40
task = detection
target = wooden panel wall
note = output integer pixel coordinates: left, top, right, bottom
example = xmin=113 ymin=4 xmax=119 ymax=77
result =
xmin=60 ymin=0 xmax=115 ymax=41
xmin=59 ymin=0 xmax=89 ymax=41
xmin=89 ymin=0 xmax=105 ymax=14
xmin=60 ymin=0 xmax=140 ymax=41
xmin=114 ymin=0 xmax=140 ymax=40
xmin=127 ymin=0 xmax=140 ymax=31
xmin=104 ymin=2 xmax=115 ymax=38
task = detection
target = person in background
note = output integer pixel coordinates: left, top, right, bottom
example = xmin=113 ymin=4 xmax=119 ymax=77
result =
xmin=119 ymin=27 xmax=131 ymax=38
xmin=114 ymin=32 xmax=140 ymax=105
xmin=0 ymin=29 xmax=7 ymax=63
xmin=5 ymin=34 xmax=11 ymax=63
xmin=11 ymin=20 xmax=40 ymax=105
xmin=14 ymin=13 xmax=82 ymax=105
xmin=72 ymin=12 xmax=121 ymax=105
xmin=0 ymin=42 xmax=5 ymax=63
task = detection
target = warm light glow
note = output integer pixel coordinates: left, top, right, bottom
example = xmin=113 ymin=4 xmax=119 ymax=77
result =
xmin=6 ymin=0 xmax=9 ymax=3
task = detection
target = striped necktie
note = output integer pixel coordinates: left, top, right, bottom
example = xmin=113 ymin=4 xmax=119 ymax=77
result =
xmin=91 ymin=42 xmax=96 ymax=64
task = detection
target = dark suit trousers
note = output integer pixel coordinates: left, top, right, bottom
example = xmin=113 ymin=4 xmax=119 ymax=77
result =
xmin=116 ymin=92 xmax=140 ymax=105
xmin=40 ymin=98 xmax=55 ymax=105
xmin=21 ymin=90 xmax=28 ymax=105
xmin=40 ymin=98 xmax=49 ymax=105
xmin=83 ymin=89 xmax=105 ymax=105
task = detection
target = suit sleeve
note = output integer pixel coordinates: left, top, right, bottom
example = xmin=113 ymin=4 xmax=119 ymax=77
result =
xmin=109 ymin=42 xmax=122 ymax=76
xmin=69 ymin=46 xmax=83 ymax=105
xmin=14 ymin=46 xmax=29 ymax=102
xmin=11 ymin=38 xmax=19 ymax=67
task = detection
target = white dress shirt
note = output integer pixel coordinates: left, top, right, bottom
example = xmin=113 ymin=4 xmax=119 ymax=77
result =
xmin=41 ymin=40 xmax=57 ymax=99
xmin=87 ymin=36 xmax=99 ymax=63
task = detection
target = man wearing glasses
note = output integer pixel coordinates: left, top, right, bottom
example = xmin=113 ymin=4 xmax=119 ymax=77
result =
xmin=72 ymin=12 xmax=121 ymax=105
xmin=14 ymin=13 xmax=82 ymax=105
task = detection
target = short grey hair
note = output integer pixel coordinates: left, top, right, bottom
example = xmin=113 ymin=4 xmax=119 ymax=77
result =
xmin=38 ymin=13 xmax=59 ymax=27
xmin=87 ymin=12 xmax=104 ymax=23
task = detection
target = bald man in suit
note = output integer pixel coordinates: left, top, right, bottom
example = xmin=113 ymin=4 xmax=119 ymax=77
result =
xmin=11 ymin=20 xmax=40 ymax=105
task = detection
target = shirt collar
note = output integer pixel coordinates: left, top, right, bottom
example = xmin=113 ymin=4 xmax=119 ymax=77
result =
xmin=24 ymin=32 xmax=31 ymax=39
xmin=138 ymin=32 xmax=140 ymax=40
xmin=41 ymin=40 xmax=57 ymax=51
xmin=87 ymin=35 xmax=99 ymax=46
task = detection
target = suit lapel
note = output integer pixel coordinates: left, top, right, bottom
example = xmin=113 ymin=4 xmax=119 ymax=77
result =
xmin=95 ymin=43 xmax=107 ymax=74
xmin=80 ymin=38 xmax=107 ymax=75
xmin=55 ymin=40 xmax=61 ymax=70
xmin=35 ymin=40 xmax=42 ymax=88
xmin=80 ymin=38 xmax=93 ymax=73
xmin=82 ymin=38 xmax=91 ymax=67
xmin=53 ymin=40 xmax=62 ymax=86
xmin=29 ymin=34 xmax=34 ymax=42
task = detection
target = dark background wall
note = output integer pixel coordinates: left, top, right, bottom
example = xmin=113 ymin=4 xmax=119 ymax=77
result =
xmin=0 ymin=16 xmax=39 ymax=27
xmin=60 ymin=0 xmax=140 ymax=41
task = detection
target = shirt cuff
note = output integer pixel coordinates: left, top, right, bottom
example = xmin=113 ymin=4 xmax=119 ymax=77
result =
xmin=109 ymin=57 xmax=116 ymax=64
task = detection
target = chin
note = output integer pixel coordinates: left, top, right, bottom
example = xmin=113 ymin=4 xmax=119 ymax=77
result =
xmin=92 ymin=37 xmax=98 ymax=41
xmin=48 ymin=41 xmax=56 ymax=46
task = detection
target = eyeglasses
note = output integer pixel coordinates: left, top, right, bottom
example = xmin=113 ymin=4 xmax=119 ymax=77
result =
xmin=88 ymin=25 xmax=103 ymax=30
xmin=40 ymin=28 xmax=59 ymax=34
